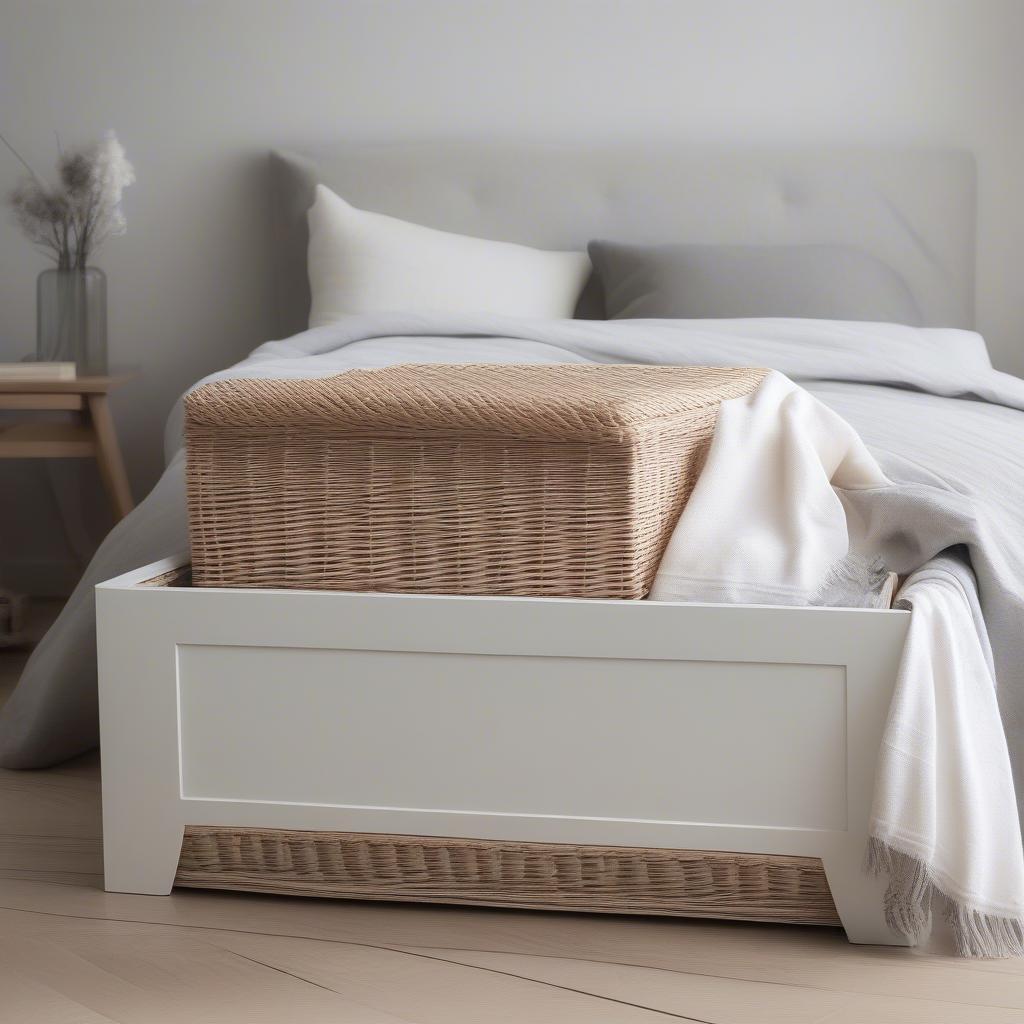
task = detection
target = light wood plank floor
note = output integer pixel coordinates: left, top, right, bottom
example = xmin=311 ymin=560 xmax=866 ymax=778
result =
xmin=2 ymin=604 xmax=1023 ymax=1022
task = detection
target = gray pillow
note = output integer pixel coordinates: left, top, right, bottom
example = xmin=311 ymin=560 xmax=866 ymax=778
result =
xmin=587 ymin=241 xmax=922 ymax=325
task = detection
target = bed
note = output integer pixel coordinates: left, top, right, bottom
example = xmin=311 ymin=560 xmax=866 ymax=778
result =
xmin=14 ymin=143 xmax=1024 ymax=954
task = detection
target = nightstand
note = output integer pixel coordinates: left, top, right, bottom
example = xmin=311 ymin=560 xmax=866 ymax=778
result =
xmin=0 ymin=374 xmax=135 ymax=520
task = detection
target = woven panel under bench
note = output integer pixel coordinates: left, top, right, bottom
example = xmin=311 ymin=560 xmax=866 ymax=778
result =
xmin=185 ymin=363 xmax=766 ymax=599
xmin=176 ymin=827 xmax=840 ymax=926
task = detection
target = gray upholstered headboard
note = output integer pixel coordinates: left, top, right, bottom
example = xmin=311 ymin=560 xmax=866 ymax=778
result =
xmin=270 ymin=143 xmax=975 ymax=338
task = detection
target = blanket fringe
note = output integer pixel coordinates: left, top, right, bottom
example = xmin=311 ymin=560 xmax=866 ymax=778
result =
xmin=866 ymin=837 xmax=1024 ymax=958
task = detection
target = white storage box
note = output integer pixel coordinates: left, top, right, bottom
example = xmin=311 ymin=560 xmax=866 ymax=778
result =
xmin=97 ymin=557 xmax=909 ymax=945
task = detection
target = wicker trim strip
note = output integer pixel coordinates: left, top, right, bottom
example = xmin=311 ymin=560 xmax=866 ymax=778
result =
xmin=137 ymin=564 xmax=192 ymax=588
xmin=185 ymin=364 xmax=766 ymax=598
xmin=176 ymin=827 xmax=841 ymax=926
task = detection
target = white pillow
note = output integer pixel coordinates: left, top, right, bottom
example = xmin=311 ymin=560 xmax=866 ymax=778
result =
xmin=306 ymin=184 xmax=591 ymax=327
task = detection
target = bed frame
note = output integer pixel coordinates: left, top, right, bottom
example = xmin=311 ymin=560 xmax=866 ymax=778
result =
xmin=97 ymin=143 xmax=974 ymax=946
xmin=98 ymin=556 xmax=909 ymax=944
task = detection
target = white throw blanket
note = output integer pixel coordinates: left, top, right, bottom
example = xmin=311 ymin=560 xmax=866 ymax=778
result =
xmin=652 ymin=371 xmax=1024 ymax=955
xmin=870 ymin=559 xmax=1024 ymax=956
xmin=651 ymin=372 xmax=888 ymax=604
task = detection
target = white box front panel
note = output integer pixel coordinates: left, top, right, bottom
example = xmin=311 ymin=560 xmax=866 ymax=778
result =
xmin=178 ymin=644 xmax=846 ymax=830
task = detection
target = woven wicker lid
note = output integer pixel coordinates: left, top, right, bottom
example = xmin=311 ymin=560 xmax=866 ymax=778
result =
xmin=185 ymin=363 xmax=767 ymax=442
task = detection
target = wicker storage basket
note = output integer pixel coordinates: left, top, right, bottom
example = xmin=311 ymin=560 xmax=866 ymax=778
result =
xmin=176 ymin=827 xmax=840 ymax=926
xmin=185 ymin=363 xmax=766 ymax=598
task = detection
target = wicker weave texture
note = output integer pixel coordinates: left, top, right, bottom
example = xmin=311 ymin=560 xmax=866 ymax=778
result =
xmin=185 ymin=364 xmax=765 ymax=598
xmin=176 ymin=827 xmax=840 ymax=926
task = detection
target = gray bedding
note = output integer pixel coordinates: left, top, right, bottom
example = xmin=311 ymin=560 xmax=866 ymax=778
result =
xmin=2 ymin=312 xmax=1023 ymax=804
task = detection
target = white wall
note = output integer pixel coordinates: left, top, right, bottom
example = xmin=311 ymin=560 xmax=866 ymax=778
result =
xmin=1 ymin=0 xmax=1022 ymax=590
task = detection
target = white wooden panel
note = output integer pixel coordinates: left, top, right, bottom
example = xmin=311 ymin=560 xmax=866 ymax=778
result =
xmin=178 ymin=645 xmax=847 ymax=830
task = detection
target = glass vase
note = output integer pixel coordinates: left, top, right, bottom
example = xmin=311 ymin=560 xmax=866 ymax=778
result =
xmin=36 ymin=267 xmax=108 ymax=375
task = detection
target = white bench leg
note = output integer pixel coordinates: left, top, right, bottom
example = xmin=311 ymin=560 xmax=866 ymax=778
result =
xmin=103 ymin=817 xmax=183 ymax=895
xmin=823 ymin=850 xmax=908 ymax=946
xmin=98 ymin=589 xmax=186 ymax=895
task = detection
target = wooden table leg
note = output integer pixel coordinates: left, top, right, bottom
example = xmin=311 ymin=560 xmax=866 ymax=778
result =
xmin=86 ymin=393 xmax=134 ymax=520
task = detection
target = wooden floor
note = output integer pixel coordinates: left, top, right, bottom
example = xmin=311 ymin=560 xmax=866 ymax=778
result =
xmin=3 ymin=606 xmax=1024 ymax=1022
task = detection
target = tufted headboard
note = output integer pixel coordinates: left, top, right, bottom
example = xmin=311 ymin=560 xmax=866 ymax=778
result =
xmin=270 ymin=143 xmax=976 ymax=338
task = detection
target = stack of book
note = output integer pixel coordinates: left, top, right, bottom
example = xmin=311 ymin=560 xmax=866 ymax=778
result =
xmin=0 ymin=362 xmax=76 ymax=381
